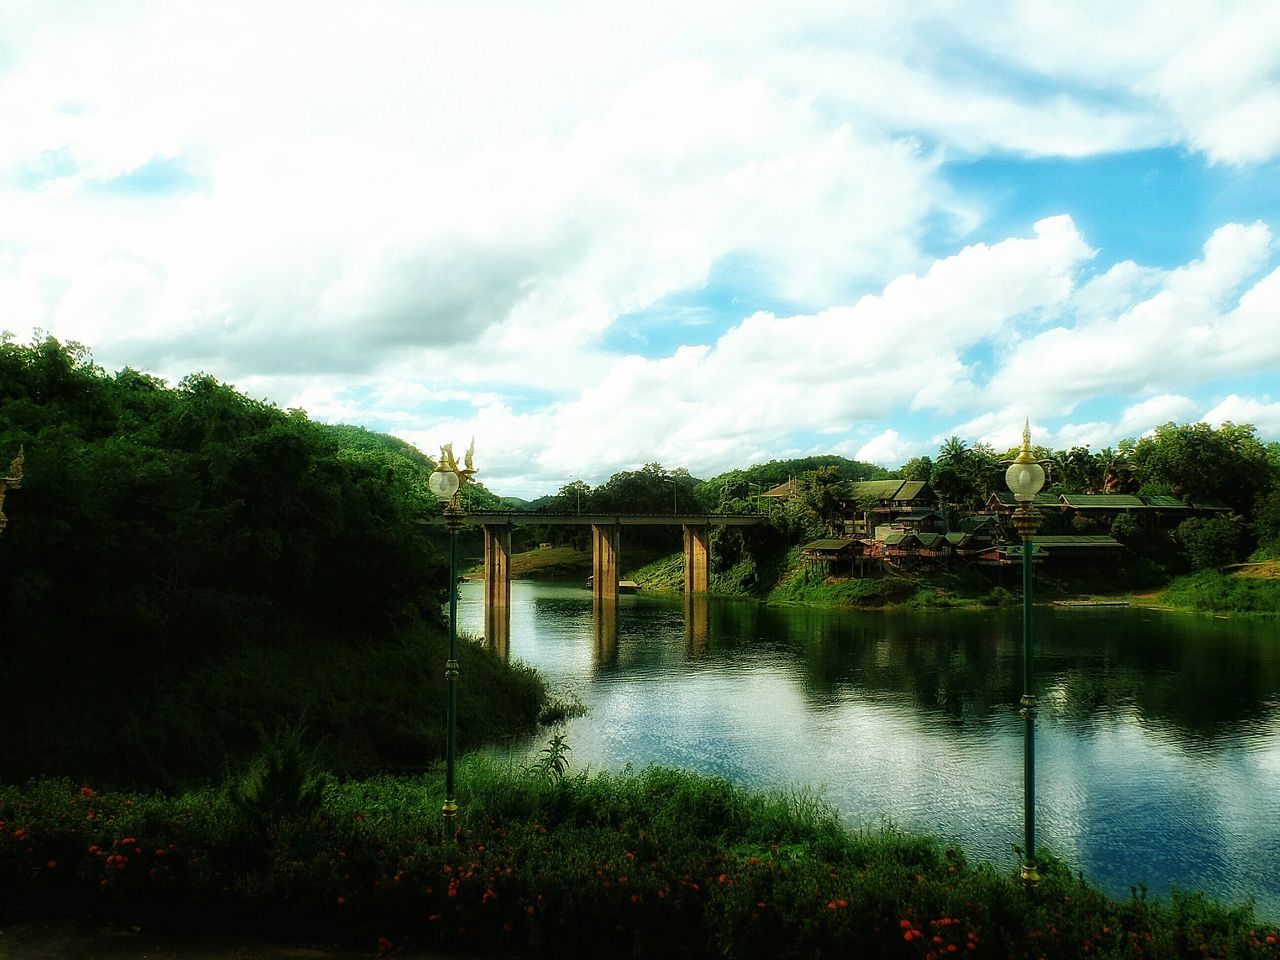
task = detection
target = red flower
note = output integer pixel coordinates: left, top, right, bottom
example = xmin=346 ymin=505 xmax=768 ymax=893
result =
xmin=80 ymin=786 xmax=94 ymax=798
xmin=46 ymin=860 xmax=57 ymax=869
xmin=900 ymin=919 xmax=914 ymax=929
xmin=336 ymin=897 xmax=345 ymax=905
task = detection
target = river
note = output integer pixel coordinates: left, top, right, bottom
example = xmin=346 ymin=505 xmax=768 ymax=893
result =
xmin=457 ymin=580 xmax=1280 ymax=919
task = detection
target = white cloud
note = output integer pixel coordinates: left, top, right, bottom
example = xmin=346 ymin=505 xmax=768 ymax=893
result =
xmin=4 ymin=2 xmax=1280 ymax=496
xmin=1201 ymin=395 xmax=1280 ymax=436
xmin=990 ymin=223 xmax=1279 ymax=413
xmin=850 ymin=430 xmax=923 ymax=469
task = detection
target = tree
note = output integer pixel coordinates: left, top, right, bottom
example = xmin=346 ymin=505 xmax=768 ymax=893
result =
xmin=902 ymin=455 xmax=933 ymax=482
xmin=1175 ymin=516 xmax=1246 ymax=570
xmin=1129 ymin=422 xmax=1270 ymax=514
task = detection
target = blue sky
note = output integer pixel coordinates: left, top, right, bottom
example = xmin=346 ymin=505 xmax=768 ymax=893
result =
xmin=2 ymin=2 xmax=1280 ymax=496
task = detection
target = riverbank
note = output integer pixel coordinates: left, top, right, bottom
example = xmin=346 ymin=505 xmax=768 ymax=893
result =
xmin=3 ymin=761 xmax=1276 ymax=959
xmin=627 ymin=546 xmax=1280 ymax=616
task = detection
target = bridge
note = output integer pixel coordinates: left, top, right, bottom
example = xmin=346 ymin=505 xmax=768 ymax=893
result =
xmin=419 ymin=511 xmax=766 ymax=652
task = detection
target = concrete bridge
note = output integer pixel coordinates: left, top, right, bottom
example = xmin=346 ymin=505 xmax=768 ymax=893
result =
xmin=421 ymin=511 xmax=764 ymax=654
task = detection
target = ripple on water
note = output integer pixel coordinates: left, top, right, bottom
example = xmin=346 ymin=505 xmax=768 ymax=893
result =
xmin=459 ymin=583 xmax=1280 ymax=920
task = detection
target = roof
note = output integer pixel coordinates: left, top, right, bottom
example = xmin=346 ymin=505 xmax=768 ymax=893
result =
xmin=983 ymin=545 xmax=1044 ymax=560
xmin=898 ymin=511 xmax=944 ymax=522
xmin=960 ymin=515 xmax=999 ymax=532
xmin=881 ymin=532 xmax=910 ymax=546
xmin=1027 ymin=535 xmax=1123 ymax=548
xmin=914 ymin=533 xmax=947 ymax=548
xmin=945 ymin=532 xmax=972 ymax=546
xmin=989 ymin=491 xmax=1059 ymax=507
xmin=1058 ymin=494 xmax=1147 ymax=509
xmin=1188 ymin=497 xmax=1232 ymax=512
xmin=847 ymin=479 xmax=906 ymax=502
xmin=761 ymin=479 xmax=795 ymax=498
xmin=893 ymin=480 xmax=933 ymax=502
xmin=800 ymin=538 xmax=859 ymax=552
xmin=1141 ymin=494 xmax=1190 ymax=509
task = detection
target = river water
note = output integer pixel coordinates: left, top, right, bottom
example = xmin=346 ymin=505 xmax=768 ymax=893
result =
xmin=457 ymin=580 xmax=1280 ymax=919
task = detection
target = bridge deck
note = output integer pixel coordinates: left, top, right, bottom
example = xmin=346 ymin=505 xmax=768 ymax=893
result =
xmin=418 ymin=511 xmax=765 ymax=526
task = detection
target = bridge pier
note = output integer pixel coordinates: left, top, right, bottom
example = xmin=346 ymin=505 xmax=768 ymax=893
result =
xmin=482 ymin=524 xmax=511 ymax=656
xmin=591 ymin=523 xmax=621 ymax=603
xmin=682 ymin=524 xmax=709 ymax=594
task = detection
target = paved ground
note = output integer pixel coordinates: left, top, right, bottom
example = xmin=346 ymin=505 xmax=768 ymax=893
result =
xmin=0 ymin=921 xmax=456 ymax=960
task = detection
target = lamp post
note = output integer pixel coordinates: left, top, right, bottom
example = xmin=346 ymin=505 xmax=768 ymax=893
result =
xmin=0 ymin=447 xmax=23 ymax=539
xmin=663 ymin=477 xmax=677 ymax=515
xmin=429 ymin=440 xmax=476 ymax=840
xmin=1005 ymin=421 xmax=1047 ymax=888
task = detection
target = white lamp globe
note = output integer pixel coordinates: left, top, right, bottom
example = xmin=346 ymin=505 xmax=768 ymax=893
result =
xmin=1006 ymin=460 xmax=1046 ymax=502
xmin=429 ymin=469 xmax=460 ymax=503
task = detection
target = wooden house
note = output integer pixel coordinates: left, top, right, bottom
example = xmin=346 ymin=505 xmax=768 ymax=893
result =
xmin=799 ymin=538 xmax=863 ymax=576
xmin=843 ymin=479 xmax=940 ymax=535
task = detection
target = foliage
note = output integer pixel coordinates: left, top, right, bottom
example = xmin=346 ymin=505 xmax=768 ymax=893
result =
xmin=1161 ymin=570 xmax=1280 ymax=614
xmin=769 ymin=566 xmax=913 ymax=606
xmin=229 ymin=719 xmax=330 ymax=831
xmin=530 ymin=734 xmax=572 ymax=783
xmin=1129 ymin=421 xmax=1271 ymax=515
xmin=1110 ymin=511 xmax=1140 ymax=543
xmin=1175 ymin=515 xmax=1246 ymax=570
xmin=0 ymin=336 xmax=546 ymax=788
xmin=2 ymin=765 xmax=1277 ymax=959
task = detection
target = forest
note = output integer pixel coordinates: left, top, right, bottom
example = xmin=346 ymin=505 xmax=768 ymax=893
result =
xmin=4 ymin=336 xmax=1280 ymax=785
xmin=0 ymin=336 xmax=543 ymax=789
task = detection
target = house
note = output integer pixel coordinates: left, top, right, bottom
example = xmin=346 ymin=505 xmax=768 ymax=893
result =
xmin=1057 ymin=494 xmax=1149 ymax=530
xmin=799 ymin=538 xmax=863 ymax=576
xmin=843 ymin=479 xmax=940 ymax=535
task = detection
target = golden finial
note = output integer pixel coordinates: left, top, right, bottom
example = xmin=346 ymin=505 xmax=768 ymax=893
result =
xmin=438 ymin=442 xmax=458 ymax=473
xmin=5 ymin=446 xmax=22 ymax=486
xmin=1017 ymin=419 xmax=1033 ymax=462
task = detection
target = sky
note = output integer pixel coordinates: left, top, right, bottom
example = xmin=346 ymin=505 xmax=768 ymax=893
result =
xmin=3 ymin=1 xmax=1280 ymax=498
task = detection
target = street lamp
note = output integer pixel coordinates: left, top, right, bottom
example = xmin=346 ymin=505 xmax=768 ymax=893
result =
xmin=429 ymin=440 xmax=476 ymax=840
xmin=0 ymin=447 xmax=23 ymax=538
xmin=1005 ymin=421 xmax=1047 ymax=888
xmin=663 ymin=477 xmax=677 ymax=515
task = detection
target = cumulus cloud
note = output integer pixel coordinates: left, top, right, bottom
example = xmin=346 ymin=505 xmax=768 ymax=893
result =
xmin=4 ymin=2 xmax=1280 ymax=495
xmin=1201 ymin=395 xmax=1280 ymax=436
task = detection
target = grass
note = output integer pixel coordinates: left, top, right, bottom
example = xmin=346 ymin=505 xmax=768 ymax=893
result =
xmin=1159 ymin=569 xmax=1280 ymax=614
xmin=1 ymin=759 xmax=1276 ymax=959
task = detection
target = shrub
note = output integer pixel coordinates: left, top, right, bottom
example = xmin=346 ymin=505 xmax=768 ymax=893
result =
xmin=1175 ymin=516 xmax=1246 ymax=570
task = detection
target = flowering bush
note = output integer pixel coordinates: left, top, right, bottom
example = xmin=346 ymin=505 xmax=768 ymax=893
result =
xmin=1 ymin=764 xmax=1277 ymax=960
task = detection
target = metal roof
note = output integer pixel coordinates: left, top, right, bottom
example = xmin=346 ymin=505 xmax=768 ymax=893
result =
xmin=1058 ymin=494 xmax=1147 ymax=509
xmin=800 ymin=538 xmax=858 ymax=551
xmin=1027 ymin=535 xmax=1122 ymax=548
xmin=1141 ymin=494 xmax=1189 ymax=509
xmin=960 ymin=515 xmax=999 ymax=532
xmin=914 ymin=533 xmax=947 ymax=548
xmin=989 ymin=491 xmax=1059 ymax=507
xmin=945 ymin=532 xmax=971 ymax=545
xmin=1188 ymin=497 xmax=1232 ymax=512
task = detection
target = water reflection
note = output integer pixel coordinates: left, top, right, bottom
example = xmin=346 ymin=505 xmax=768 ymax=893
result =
xmin=684 ymin=594 xmax=709 ymax=658
xmin=457 ymin=581 xmax=1280 ymax=919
